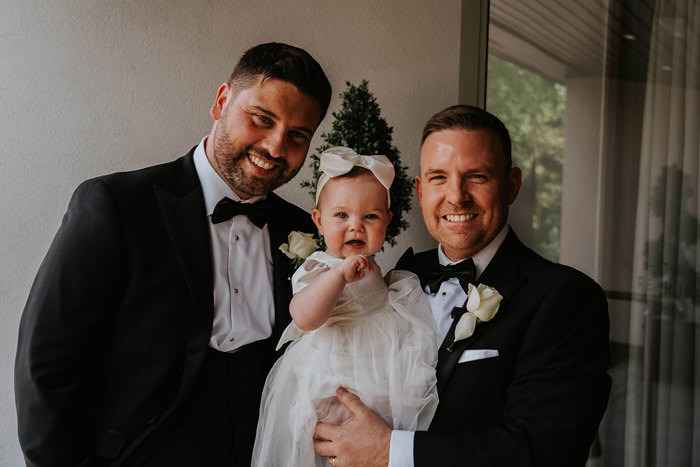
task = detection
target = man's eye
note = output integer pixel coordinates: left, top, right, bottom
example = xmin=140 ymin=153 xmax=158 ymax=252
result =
xmin=255 ymin=114 xmax=272 ymax=124
xmin=289 ymin=130 xmax=307 ymax=141
xmin=429 ymin=175 xmax=445 ymax=182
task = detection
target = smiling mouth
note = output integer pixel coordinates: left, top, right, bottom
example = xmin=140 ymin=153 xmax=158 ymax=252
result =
xmin=249 ymin=154 xmax=278 ymax=171
xmin=444 ymin=214 xmax=477 ymax=222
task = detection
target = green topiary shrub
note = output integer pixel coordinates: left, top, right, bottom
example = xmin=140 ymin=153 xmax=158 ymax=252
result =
xmin=301 ymin=80 xmax=412 ymax=247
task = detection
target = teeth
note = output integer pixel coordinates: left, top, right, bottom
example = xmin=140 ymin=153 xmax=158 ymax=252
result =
xmin=445 ymin=214 xmax=477 ymax=222
xmin=250 ymin=155 xmax=276 ymax=170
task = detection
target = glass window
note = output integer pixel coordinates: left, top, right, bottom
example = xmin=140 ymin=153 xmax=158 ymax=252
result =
xmin=486 ymin=56 xmax=566 ymax=262
xmin=488 ymin=0 xmax=700 ymax=465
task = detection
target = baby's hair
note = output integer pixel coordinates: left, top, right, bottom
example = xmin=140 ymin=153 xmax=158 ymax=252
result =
xmin=316 ymin=167 xmax=390 ymax=208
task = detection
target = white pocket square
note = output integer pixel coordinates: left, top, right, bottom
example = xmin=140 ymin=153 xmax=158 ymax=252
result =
xmin=457 ymin=349 xmax=499 ymax=363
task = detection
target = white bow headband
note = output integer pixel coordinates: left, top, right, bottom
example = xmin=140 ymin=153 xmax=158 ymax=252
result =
xmin=316 ymin=147 xmax=395 ymax=208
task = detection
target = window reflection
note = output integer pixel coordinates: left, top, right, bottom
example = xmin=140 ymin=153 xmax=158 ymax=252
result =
xmin=488 ymin=0 xmax=700 ymax=465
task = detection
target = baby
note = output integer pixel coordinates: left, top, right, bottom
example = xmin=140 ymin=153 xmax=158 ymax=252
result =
xmin=252 ymin=147 xmax=438 ymax=466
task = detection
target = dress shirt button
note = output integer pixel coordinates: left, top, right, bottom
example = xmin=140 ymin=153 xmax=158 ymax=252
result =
xmin=229 ymin=337 xmax=235 ymax=342
xmin=234 ymin=235 xmax=239 ymax=241
xmin=442 ymin=292 xmax=447 ymax=297
xmin=234 ymin=288 xmax=239 ymax=294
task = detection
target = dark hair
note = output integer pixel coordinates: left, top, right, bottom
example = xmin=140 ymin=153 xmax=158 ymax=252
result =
xmin=421 ymin=105 xmax=512 ymax=170
xmin=229 ymin=42 xmax=332 ymax=122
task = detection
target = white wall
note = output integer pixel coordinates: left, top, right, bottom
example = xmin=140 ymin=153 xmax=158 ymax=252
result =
xmin=0 ymin=0 xmax=461 ymax=463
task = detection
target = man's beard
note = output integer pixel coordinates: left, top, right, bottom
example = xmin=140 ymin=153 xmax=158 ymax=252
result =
xmin=212 ymin=125 xmax=300 ymax=197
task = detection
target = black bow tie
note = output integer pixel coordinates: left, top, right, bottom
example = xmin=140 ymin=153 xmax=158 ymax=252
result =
xmin=211 ymin=197 xmax=271 ymax=228
xmin=424 ymin=258 xmax=476 ymax=294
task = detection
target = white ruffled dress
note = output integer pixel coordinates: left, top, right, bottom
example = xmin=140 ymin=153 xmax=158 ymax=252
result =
xmin=252 ymin=251 xmax=439 ymax=467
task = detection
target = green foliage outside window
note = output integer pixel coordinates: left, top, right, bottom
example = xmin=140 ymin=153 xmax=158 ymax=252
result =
xmin=487 ymin=56 xmax=566 ymax=261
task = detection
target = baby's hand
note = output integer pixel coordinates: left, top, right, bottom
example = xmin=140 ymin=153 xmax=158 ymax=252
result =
xmin=335 ymin=255 xmax=373 ymax=283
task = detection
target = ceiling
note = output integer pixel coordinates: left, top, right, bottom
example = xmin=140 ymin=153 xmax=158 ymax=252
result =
xmin=488 ymin=0 xmax=658 ymax=82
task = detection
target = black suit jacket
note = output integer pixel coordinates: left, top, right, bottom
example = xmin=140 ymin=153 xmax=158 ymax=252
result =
xmin=397 ymin=229 xmax=611 ymax=466
xmin=15 ymin=148 xmax=316 ymax=466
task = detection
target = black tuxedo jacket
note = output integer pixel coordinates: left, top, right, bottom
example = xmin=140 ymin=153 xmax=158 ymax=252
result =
xmin=15 ymin=148 xmax=316 ymax=466
xmin=397 ymin=229 xmax=611 ymax=466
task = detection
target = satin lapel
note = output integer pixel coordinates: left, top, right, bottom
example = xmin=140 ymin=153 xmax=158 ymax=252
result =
xmin=120 ymin=151 xmax=215 ymax=463
xmin=266 ymin=204 xmax=296 ymax=345
xmin=435 ymin=229 xmax=526 ymax=396
xmin=154 ymin=182 xmax=213 ymax=399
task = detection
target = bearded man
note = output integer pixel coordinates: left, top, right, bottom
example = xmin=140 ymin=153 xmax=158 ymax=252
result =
xmin=15 ymin=42 xmax=331 ymax=467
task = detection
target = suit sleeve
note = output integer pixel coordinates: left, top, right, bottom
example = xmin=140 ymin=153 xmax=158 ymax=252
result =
xmin=15 ymin=179 xmax=126 ymax=466
xmin=414 ymin=270 xmax=611 ymax=466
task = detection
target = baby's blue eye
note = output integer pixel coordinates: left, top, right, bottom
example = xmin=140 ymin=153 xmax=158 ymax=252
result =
xmin=335 ymin=212 xmax=348 ymax=219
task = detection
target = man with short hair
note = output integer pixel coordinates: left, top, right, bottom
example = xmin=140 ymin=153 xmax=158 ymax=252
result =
xmin=15 ymin=42 xmax=331 ymax=466
xmin=314 ymin=105 xmax=610 ymax=467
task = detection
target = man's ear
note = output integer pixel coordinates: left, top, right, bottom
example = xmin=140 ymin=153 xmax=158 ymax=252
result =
xmin=415 ymin=175 xmax=423 ymax=209
xmin=210 ymin=82 xmax=231 ymax=121
xmin=507 ymin=167 xmax=522 ymax=205
xmin=311 ymin=208 xmax=324 ymax=235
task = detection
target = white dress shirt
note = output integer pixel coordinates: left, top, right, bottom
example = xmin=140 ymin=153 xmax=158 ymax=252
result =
xmin=388 ymin=225 xmax=509 ymax=467
xmin=192 ymin=137 xmax=275 ymax=353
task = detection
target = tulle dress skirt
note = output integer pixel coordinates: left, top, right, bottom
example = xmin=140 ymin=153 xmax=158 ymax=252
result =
xmin=252 ymin=251 xmax=439 ymax=467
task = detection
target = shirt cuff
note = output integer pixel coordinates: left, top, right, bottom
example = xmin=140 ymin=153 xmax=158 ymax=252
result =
xmin=389 ymin=430 xmax=415 ymax=467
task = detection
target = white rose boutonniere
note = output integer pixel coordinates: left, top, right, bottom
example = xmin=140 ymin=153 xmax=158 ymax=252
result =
xmin=279 ymin=231 xmax=319 ymax=269
xmin=447 ymin=283 xmax=503 ymax=352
